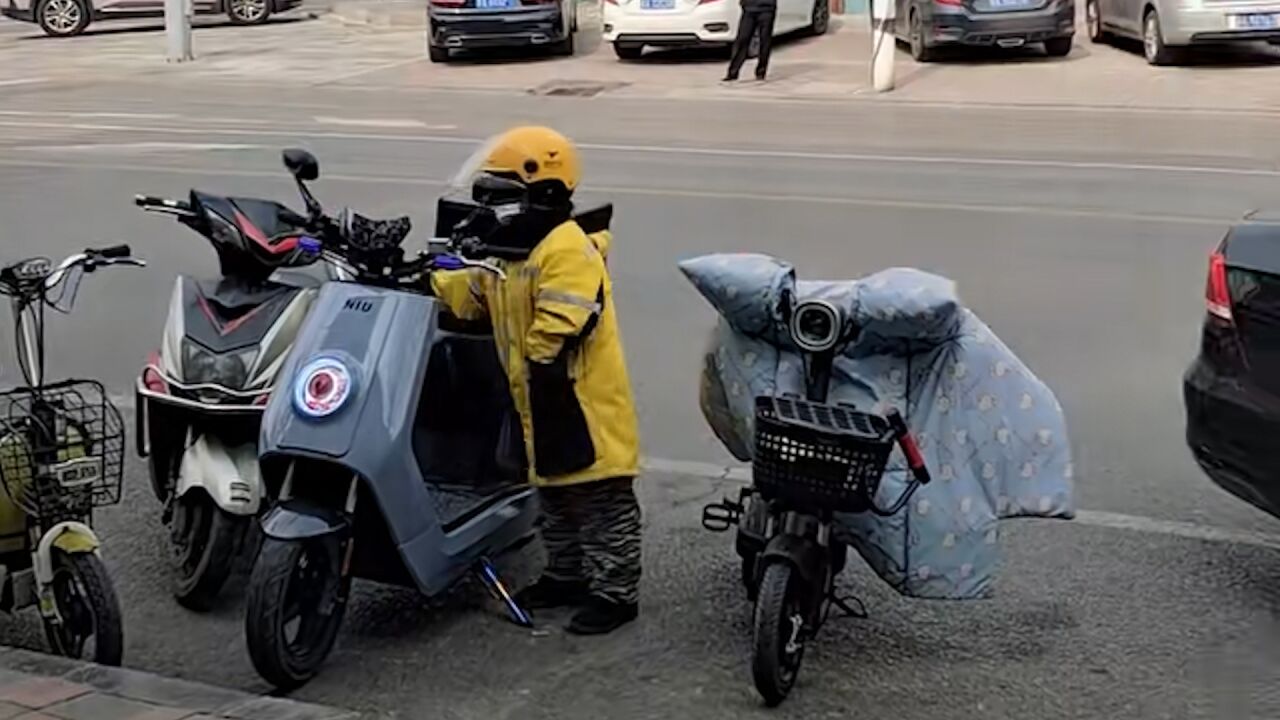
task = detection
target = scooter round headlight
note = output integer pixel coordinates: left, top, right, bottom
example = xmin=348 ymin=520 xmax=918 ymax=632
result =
xmin=789 ymin=299 xmax=842 ymax=353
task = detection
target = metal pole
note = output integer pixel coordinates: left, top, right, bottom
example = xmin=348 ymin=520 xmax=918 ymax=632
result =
xmin=165 ymin=0 xmax=193 ymax=62
xmin=870 ymin=0 xmax=895 ymax=92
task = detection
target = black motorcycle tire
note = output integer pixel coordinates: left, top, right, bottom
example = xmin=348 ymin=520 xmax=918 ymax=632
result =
xmin=172 ymin=495 xmax=249 ymax=612
xmin=751 ymin=562 xmax=805 ymax=707
xmin=43 ymin=550 xmax=124 ymax=666
xmin=245 ymin=538 xmax=346 ymax=691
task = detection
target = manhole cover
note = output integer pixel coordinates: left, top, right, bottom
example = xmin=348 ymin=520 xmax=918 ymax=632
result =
xmin=529 ymin=80 xmax=628 ymax=97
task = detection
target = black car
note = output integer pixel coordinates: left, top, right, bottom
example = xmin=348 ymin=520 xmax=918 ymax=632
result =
xmin=1184 ymin=213 xmax=1280 ymax=518
xmin=895 ymin=0 xmax=1075 ymax=61
xmin=428 ymin=0 xmax=576 ymax=62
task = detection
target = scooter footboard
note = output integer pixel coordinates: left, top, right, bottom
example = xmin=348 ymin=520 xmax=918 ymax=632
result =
xmin=408 ymin=487 xmax=539 ymax=597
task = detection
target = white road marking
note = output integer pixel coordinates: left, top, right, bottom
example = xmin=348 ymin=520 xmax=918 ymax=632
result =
xmin=0 ymin=78 xmax=49 ymax=88
xmin=0 ymin=157 xmax=1228 ymax=226
xmin=0 ymin=118 xmax=1276 ymax=180
xmin=95 ymin=405 xmax=1280 ymax=551
xmin=314 ymin=116 xmax=452 ymax=130
xmin=18 ymin=141 xmax=263 ymax=153
xmin=0 ymin=110 xmax=181 ymax=120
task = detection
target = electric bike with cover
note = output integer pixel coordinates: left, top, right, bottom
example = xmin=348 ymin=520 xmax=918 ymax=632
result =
xmin=701 ymin=295 xmax=932 ymax=706
xmin=134 ymin=167 xmax=326 ymax=611
xmin=244 ymin=149 xmax=539 ymax=690
xmin=0 ymin=245 xmax=144 ymax=665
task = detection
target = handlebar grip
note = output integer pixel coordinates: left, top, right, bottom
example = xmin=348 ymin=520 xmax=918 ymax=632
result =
xmin=886 ymin=409 xmax=931 ymax=485
xmin=92 ymin=244 xmax=132 ymax=259
xmin=135 ymin=195 xmax=164 ymax=207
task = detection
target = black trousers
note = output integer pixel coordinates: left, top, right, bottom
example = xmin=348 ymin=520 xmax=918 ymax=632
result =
xmin=726 ymin=6 xmax=776 ymax=79
xmin=540 ymin=477 xmax=643 ymax=605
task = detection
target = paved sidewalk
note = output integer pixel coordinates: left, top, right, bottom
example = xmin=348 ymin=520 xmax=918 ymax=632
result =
xmin=2 ymin=6 xmax=1279 ymax=111
xmin=0 ymin=647 xmax=360 ymax=720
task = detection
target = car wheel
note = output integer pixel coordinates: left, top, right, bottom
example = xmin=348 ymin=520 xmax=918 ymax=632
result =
xmin=37 ymin=0 xmax=90 ymax=37
xmin=807 ymin=0 xmax=830 ymax=35
xmin=909 ymin=7 xmax=937 ymax=62
xmin=1044 ymin=36 xmax=1072 ymax=56
xmin=429 ymin=44 xmax=450 ymax=62
xmin=613 ymin=43 xmax=644 ymax=60
xmin=554 ymin=28 xmax=576 ymax=56
xmin=227 ymin=0 xmax=271 ymax=24
xmin=1143 ymin=8 xmax=1176 ymax=65
xmin=1085 ymin=0 xmax=1107 ymax=43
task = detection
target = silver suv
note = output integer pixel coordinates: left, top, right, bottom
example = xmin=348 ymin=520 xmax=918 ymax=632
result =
xmin=1087 ymin=0 xmax=1280 ymax=63
xmin=2 ymin=0 xmax=300 ymax=36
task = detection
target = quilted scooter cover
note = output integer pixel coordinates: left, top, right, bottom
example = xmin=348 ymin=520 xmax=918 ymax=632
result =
xmin=679 ymin=253 xmax=1075 ymax=600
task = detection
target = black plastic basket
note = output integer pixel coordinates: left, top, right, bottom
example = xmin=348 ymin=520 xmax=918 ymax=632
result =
xmin=0 ymin=380 xmax=125 ymax=522
xmin=752 ymin=395 xmax=896 ymax=514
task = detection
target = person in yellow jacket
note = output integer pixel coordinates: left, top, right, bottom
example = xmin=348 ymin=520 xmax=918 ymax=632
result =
xmin=431 ymin=126 xmax=642 ymax=635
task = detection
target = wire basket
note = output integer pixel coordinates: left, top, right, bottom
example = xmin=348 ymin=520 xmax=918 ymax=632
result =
xmin=0 ymin=380 xmax=125 ymax=522
xmin=752 ymin=395 xmax=896 ymax=514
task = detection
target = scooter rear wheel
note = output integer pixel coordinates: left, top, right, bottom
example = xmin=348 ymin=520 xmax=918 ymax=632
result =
xmin=751 ymin=561 xmax=805 ymax=706
xmin=245 ymin=538 xmax=346 ymax=690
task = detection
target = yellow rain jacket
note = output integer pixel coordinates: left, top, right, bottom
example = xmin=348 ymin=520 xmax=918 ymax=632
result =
xmin=431 ymin=220 xmax=640 ymax=487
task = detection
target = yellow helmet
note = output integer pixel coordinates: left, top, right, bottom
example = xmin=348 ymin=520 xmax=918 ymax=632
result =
xmin=475 ymin=126 xmax=582 ymax=193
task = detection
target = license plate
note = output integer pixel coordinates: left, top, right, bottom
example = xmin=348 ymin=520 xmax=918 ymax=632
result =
xmin=987 ymin=0 xmax=1034 ymax=9
xmin=1229 ymin=12 xmax=1279 ymax=29
xmin=50 ymin=457 xmax=101 ymax=490
xmin=476 ymin=0 xmax=516 ymax=9
xmin=641 ymin=0 xmax=676 ymax=10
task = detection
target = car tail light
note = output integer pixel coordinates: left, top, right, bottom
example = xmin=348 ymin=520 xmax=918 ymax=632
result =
xmin=604 ymin=0 xmax=618 ymax=5
xmin=934 ymin=0 xmax=963 ymax=6
xmin=699 ymin=0 xmax=722 ymax=4
xmin=430 ymin=0 xmax=466 ymax=7
xmin=1206 ymin=251 xmax=1233 ymax=322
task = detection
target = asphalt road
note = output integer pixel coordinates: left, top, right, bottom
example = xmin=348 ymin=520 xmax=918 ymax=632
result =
xmin=2 ymin=77 xmax=1280 ymax=719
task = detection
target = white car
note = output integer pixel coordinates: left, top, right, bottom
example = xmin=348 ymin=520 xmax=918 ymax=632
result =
xmin=603 ymin=0 xmax=830 ymax=59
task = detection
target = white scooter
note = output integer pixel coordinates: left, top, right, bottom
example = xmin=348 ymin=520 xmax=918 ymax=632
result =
xmin=134 ymin=154 xmax=329 ymax=610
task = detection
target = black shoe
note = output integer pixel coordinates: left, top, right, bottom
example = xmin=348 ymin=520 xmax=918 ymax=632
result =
xmin=515 ymin=577 xmax=588 ymax=610
xmin=722 ymin=74 xmax=738 ymax=82
xmin=566 ymin=596 xmax=638 ymax=635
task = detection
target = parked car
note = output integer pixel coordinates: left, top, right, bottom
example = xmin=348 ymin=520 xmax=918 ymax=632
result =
xmin=603 ymin=0 xmax=829 ymax=60
xmin=1 ymin=0 xmax=296 ymax=36
xmin=428 ymin=0 xmax=577 ymax=62
xmin=1184 ymin=213 xmax=1280 ymax=519
xmin=1086 ymin=0 xmax=1280 ymax=65
xmin=895 ymin=0 xmax=1075 ymax=61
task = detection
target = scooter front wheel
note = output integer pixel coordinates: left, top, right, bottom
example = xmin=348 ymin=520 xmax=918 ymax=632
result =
xmin=245 ymin=537 xmax=346 ymax=690
xmin=171 ymin=495 xmax=249 ymax=611
xmin=43 ymin=550 xmax=124 ymax=666
xmin=751 ymin=562 xmax=805 ymax=707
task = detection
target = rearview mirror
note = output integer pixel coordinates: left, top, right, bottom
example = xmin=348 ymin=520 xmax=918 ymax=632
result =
xmin=282 ymin=149 xmax=319 ymax=182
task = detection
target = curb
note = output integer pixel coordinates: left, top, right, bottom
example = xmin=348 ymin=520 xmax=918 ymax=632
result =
xmin=0 ymin=646 xmax=361 ymax=720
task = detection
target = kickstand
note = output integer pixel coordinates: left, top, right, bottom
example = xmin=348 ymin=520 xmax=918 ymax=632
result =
xmin=830 ymin=592 xmax=868 ymax=620
xmin=475 ymin=556 xmax=533 ymax=628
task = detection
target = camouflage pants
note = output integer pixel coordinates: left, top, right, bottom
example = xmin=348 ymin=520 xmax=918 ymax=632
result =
xmin=539 ymin=477 xmax=642 ymax=605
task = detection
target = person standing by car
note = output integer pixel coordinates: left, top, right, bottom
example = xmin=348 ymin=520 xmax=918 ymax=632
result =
xmin=724 ymin=0 xmax=776 ymax=81
xmin=431 ymin=127 xmax=644 ymax=636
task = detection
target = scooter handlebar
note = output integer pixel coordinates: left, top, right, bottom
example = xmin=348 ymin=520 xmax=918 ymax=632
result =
xmin=886 ymin=409 xmax=931 ymax=485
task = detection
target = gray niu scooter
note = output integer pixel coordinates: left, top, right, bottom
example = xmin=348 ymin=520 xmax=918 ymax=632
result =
xmin=245 ymin=150 xmax=539 ymax=690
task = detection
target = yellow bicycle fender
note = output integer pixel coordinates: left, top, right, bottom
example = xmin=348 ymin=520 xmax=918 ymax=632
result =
xmin=52 ymin=531 xmax=99 ymax=554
